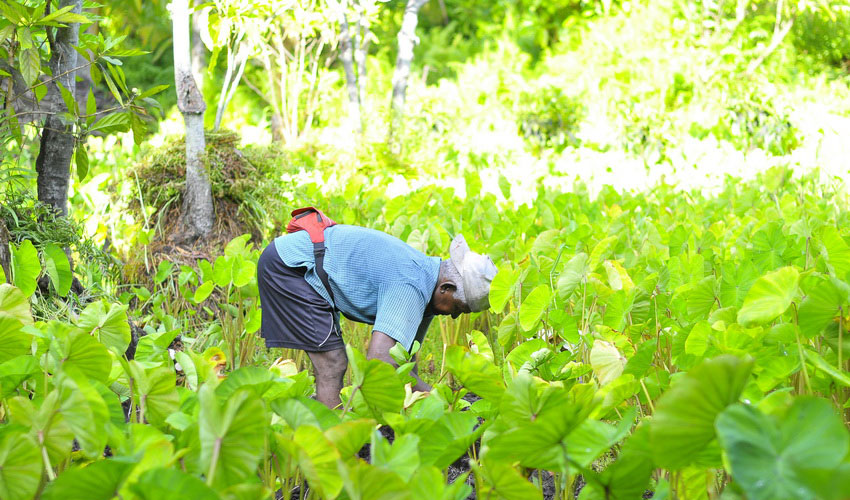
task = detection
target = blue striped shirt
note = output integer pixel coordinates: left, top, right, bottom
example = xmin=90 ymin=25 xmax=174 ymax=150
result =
xmin=274 ymin=225 xmax=441 ymax=349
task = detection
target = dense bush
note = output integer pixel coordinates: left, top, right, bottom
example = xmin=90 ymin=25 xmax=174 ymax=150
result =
xmin=517 ymin=86 xmax=584 ymax=153
xmin=792 ymin=8 xmax=850 ymax=69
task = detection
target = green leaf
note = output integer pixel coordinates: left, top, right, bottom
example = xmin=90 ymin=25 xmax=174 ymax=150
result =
xmin=89 ymin=111 xmax=130 ymax=134
xmin=0 ymin=430 xmax=41 ymax=500
xmin=416 ymin=411 xmax=481 ymax=469
xmin=130 ymin=467 xmax=222 ymax=500
xmin=8 ymin=391 xmax=73 ymax=466
xmin=74 ymin=143 xmax=89 ymax=181
xmin=290 ymin=425 xmax=343 ymax=498
xmin=339 ymin=459 xmax=409 ymax=500
xmin=518 ymin=285 xmax=551 ymax=330
xmin=86 ymin=89 xmax=96 ymax=126
xmin=194 ymin=281 xmax=215 ymax=303
xmin=198 ymin=384 xmax=266 ymax=489
xmin=19 ymin=48 xmax=39 ymax=86
xmin=737 ymin=267 xmax=800 ymax=326
xmin=685 ymin=321 xmax=711 ymax=357
xmin=371 ymin=432 xmax=420 ymax=481
xmin=444 ymin=345 xmax=505 ymax=402
xmin=798 ymin=277 xmax=850 ymax=338
xmin=590 ymin=340 xmax=625 ymax=386
xmin=0 ymin=284 xmax=32 ymax=326
xmin=57 ymin=370 xmax=109 ymax=458
xmin=803 ymin=349 xmax=850 ymax=387
xmin=650 ymin=355 xmax=752 ymax=469
xmin=138 ymin=84 xmax=170 ymax=99
xmin=324 ymin=419 xmax=375 ymax=459
xmin=11 ymin=240 xmax=39 ymax=297
xmin=347 ymin=346 xmax=405 ymax=417
xmin=818 ymin=227 xmax=850 ymax=279
xmin=43 ymin=243 xmax=72 ymax=296
xmin=488 ymin=265 xmax=516 ymax=313
xmin=473 ymin=459 xmax=539 ymax=500
xmin=53 ymin=329 xmax=111 ymax=382
xmin=466 ymin=329 xmax=494 ymax=362
xmin=77 ymin=301 xmax=131 ymax=354
xmin=41 ymin=459 xmax=136 ymax=500
xmin=128 ymin=362 xmax=179 ymax=428
xmin=557 ymin=252 xmax=588 ymax=300
xmin=716 ymin=397 xmax=849 ymax=500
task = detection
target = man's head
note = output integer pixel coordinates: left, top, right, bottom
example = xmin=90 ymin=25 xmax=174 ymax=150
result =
xmin=431 ymin=235 xmax=498 ymax=318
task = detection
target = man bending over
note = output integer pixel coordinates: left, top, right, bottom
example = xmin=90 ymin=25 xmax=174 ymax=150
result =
xmin=257 ymin=223 xmax=497 ymax=408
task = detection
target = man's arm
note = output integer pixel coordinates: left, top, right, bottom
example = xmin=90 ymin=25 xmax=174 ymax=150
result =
xmin=367 ymin=330 xmax=432 ymax=393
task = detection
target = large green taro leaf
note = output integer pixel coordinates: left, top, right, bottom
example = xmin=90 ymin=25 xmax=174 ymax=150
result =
xmin=518 ymin=284 xmax=551 ymax=330
xmin=129 ymin=467 xmax=222 ymax=500
xmin=8 ymin=391 xmax=73 ymax=466
xmin=0 ymin=429 xmax=41 ymax=500
xmin=57 ymin=370 xmax=109 ymax=458
xmin=818 ymin=226 xmax=850 ymax=279
xmin=409 ymin=465 xmax=472 ymax=500
xmin=371 ymin=432 xmax=420 ymax=481
xmin=272 ymin=396 xmax=341 ymax=431
xmin=10 ymin=240 xmax=38 ymax=297
xmin=557 ymin=253 xmax=589 ymax=300
xmin=415 ymin=411 xmax=482 ymax=469
xmin=737 ymin=267 xmax=799 ymax=326
xmin=339 ymin=460 xmax=410 ymax=500
xmin=0 ymin=284 xmax=32 ymax=325
xmin=444 ymin=345 xmax=505 ymax=403
xmin=649 ymin=355 xmax=752 ymax=469
xmin=127 ymin=361 xmax=179 ymax=429
xmin=324 ymin=419 xmax=375 ymax=460
xmin=488 ymin=265 xmax=516 ymax=314
xmin=41 ymin=458 xmax=136 ymax=500
xmin=347 ymin=346 xmax=405 ymax=418
xmin=290 ymin=425 xmax=344 ymax=498
xmin=578 ymin=423 xmax=654 ymax=500
xmin=76 ymin=300 xmax=131 ymax=354
xmin=716 ymin=397 xmax=850 ymax=500
xmin=751 ymin=223 xmax=789 ymax=272
xmin=52 ymin=328 xmax=111 ymax=383
xmin=720 ymin=260 xmax=756 ymax=308
xmin=797 ymin=276 xmax=850 ymax=338
xmin=43 ymin=243 xmax=72 ymax=297
xmin=198 ymin=384 xmax=266 ymax=489
xmin=473 ymin=459 xmax=539 ymax=500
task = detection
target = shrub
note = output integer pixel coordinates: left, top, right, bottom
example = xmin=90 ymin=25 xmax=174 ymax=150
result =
xmin=517 ymin=85 xmax=584 ymax=153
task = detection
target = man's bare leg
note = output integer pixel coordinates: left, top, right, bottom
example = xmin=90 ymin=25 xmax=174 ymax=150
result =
xmin=307 ymin=348 xmax=348 ymax=409
xmin=367 ymin=331 xmax=432 ymax=392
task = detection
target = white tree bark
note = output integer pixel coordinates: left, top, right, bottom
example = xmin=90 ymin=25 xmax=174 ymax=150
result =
xmin=388 ymin=0 xmax=428 ymax=153
xmin=172 ymin=0 xmax=213 ymax=242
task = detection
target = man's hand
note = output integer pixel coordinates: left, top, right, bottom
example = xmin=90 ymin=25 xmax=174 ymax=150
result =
xmin=367 ymin=331 xmax=432 ymax=393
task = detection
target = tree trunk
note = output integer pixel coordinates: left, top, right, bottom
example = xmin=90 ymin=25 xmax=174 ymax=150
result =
xmin=388 ymin=0 xmax=428 ymax=154
xmin=354 ymin=5 xmax=370 ymax=114
xmin=191 ymin=10 xmax=206 ymax=93
xmin=172 ymin=0 xmax=213 ymax=243
xmin=334 ymin=0 xmax=361 ymax=134
xmin=35 ymin=0 xmax=82 ymax=217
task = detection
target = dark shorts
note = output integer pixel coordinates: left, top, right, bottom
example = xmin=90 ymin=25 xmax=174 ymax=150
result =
xmin=256 ymin=242 xmax=344 ymax=352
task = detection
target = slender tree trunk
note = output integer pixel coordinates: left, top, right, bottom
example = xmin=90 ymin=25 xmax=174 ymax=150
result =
xmin=172 ymin=0 xmax=213 ymax=243
xmin=35 ymin=0 xmax=81 ymax=217
xmin=354 ymin=5 xmax=370 ymax=114
xmin=388 ymin=0 xmax=428 ymax=154
xmin=334 ymin=0 xmax=361 ymax=133
xmin=191 ymin=10 xmax=206 ymax=93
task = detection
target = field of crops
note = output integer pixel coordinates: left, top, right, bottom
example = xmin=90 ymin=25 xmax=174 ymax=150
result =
xmin=2 ymin=165 xmax=850 ymax=499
